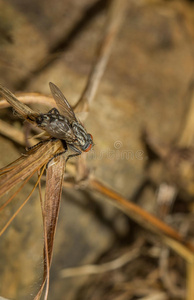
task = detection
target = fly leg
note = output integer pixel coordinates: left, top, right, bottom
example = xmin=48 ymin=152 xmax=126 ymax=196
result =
xmin=47 ymin=144 xmax=81 ymax=169
xmin=46 ymin=150 xmax=68 ymax=168
xmin=65 ymin=144 xmax=82 ymax=164
xmin=26 ymin=138 xmax=53 ymax=153
xmin=46 ymin=143 xmax=81 ymax=169
xmin=47 ymin=107 xmax=60 ymax=115
xmin=46 ymin=140 xmax=68 ymax=168
xmin=47 ymin=144 xmax=82 ymax=171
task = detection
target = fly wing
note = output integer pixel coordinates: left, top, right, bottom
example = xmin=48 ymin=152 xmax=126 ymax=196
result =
xmin=49 ymin=82 xmax=77 ymax=123
xmin=0 ymin=84 xmax=38 ymax=122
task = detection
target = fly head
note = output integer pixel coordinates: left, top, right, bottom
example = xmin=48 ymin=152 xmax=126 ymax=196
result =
xmin=72 ymin=122 xmax=93 ymax=152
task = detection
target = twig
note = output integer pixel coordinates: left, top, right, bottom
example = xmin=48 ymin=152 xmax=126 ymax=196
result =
xmin=89 ymin=178 xmax=194 ymax=254
xmin=159 ymin=247 xmax=185 ymax=298
xmin=74 ymin=0 xmax=128 ymax=112
xmin=0 ymin=119 xmax=38 ymax=146
xmin=0 ymin=93 xmax=54 ymax=109
xmin=60 ymin=245 xmax=141 ymax=278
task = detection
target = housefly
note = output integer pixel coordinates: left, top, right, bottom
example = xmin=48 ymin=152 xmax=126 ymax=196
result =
xmin=0 ymin=82 xmax=93 ymax=161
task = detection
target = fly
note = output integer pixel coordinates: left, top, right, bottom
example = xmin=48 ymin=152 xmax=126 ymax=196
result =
xmin=0 ymin=82 xmax=93 ymax=162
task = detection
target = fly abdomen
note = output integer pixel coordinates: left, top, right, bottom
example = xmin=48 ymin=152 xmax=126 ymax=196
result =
xmin=35 ymin=109 xmax=73 ymax=141
xmin=36 ymin=108 xmax=65 ymax=128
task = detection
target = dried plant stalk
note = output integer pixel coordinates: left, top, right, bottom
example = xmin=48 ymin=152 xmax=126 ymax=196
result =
xmin=0 ymin=119 xmax=38 ymax=146
xmin=74 ymin=0 xmax=128 ymax=112
xmin=0 ymin=84 xmax=38 ymax=120
xmin=0 ymin=94 xmax=54 ymax=109
xmin=60 ymin=240 xmax=142 ymax=278
xmin=35 ymin=155 xmax=66 ymax=300
xmin=89 ymin=179 xmax=194 ymax=251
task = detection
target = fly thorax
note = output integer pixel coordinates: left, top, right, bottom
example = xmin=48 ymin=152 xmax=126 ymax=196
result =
xmin=36 ymin=114 xmax=50 ymax=127
xmin=72 ymin=123 xmax=88 ymax=148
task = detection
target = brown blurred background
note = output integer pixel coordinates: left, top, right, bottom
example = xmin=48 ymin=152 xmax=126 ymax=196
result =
xmin=0 ymin=0 xmax=194 ymax=299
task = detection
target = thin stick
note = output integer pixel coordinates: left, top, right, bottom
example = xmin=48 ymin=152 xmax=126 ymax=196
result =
xmin=89 ymin=178 xmax=194 ymax=254
xmin=0 ymin=120 xmax=38 ymax=146
xmin=159 ymin=247 xmax=185 ymax=298
xmin=74 ymin=0 xmax=128 ymax=112
xmin=0 ymin=93 xmax=54 ymax=109
xmin=60 ymin=244 xmax=141 ymax=278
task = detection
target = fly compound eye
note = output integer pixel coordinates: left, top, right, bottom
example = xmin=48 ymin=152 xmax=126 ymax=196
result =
xmin=83 ymin=133 xmax=93 ymax=152
xmin=84 ymin=143 xmax=92 ymax=152
xmin=88 ymin=133 xmax=93 ymax=141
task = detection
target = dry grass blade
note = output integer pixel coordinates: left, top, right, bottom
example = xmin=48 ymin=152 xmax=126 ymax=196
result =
xmin=34 ymin=155 xmax=66 ymax=300
xmin=44 ymin=155 xmax=66 ymax=264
